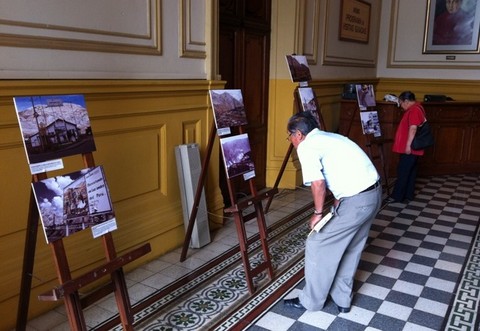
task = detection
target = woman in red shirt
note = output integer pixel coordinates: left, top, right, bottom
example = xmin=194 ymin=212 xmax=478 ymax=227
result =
xmin=386 ymin=91 xmax=426 ymax=203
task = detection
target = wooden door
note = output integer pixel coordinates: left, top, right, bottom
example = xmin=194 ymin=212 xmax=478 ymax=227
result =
xmin=219 ymin=0 xmax=271 ymax=206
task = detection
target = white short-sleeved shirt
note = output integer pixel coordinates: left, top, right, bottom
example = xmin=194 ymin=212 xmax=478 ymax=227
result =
xmin=297 ymin=128 xmax=379 ymax=199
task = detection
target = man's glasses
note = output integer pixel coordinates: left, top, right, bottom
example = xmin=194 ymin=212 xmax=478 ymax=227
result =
xmin=286 ymin=131 xmax=294 ymax=140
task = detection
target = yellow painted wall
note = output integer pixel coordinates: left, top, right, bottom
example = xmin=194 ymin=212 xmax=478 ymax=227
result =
xmin=0 ymin=79 xmax=225 ymax=329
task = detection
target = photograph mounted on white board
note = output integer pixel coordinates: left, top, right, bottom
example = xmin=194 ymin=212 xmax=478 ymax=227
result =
xmin=210 ymin=89 xmax=248 ymax=133
xmin=355 ymin=84 xmax=376 ymax=110
xmin=360 ymin=110 xmax=382 ymax=137
xmin=220 ymin=133 xmax=255 ymax=179
xmin=31 ymin=166 xmax=117 ymax=243
xmin=13 ymin=94 xmax=96 ymax=165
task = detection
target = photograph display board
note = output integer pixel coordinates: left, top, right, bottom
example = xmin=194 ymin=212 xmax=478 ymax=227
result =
xmin=13 ymin=94 xmax=96 ymax=174
xmin=219 ymin=133 xmax=255 ymax=180
xmin=355 ymin=84 xmax=376 ymax=110
xmin=360 ymin=110 xmax=381 ymax=137
xmin=31 ymin=166 xmax=117 ymax=243
xmin=209 ymin=89 xmax=248 ymax=136
xmin=285 ymin=55 xmax=312 ymax=83
xmin=298 ymin=87 xmax=322 ymax=127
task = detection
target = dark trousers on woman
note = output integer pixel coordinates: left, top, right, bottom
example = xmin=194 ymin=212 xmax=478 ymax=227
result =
xmin=391 ymin=153 xmax=418 ymax=202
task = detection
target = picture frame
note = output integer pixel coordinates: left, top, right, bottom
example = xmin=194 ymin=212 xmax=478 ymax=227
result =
xmin=339 ymin=0 xmax=371 ymax=44
xmin=423 ymin=0 xmax=480 ymax=54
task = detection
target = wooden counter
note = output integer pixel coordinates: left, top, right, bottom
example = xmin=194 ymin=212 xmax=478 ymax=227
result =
xmin=339 ymin=100 xmax=480 ymax=178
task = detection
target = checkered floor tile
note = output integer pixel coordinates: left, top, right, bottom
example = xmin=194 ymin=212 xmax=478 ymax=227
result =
xmin=244 ymin=174 xmax=480 ymax=331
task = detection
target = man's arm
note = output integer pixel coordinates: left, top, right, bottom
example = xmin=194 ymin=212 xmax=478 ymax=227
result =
xmin=309 ymin=179 xmax=327 ymax=229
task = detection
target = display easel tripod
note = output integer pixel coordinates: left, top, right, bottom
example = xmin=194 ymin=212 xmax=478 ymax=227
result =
xmin=16 ymin=152 xmax=151 ymax=331
xmin=180 ymin=121 xmax=276 ymax=294
xmin=264 ymin=86 xmax=326 ymax=213
xmin=341 ymin=103 xmax=391 ymax=195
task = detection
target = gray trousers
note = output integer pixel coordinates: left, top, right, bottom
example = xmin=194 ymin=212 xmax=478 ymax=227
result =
xmin=299 ymin=184 xmax=382 ymax=310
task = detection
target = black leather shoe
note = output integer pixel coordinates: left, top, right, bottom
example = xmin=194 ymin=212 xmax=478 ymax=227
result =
xmin=336 ymin=305 xmax=351 ymax=313
xmin=284 ymin=297 xmax=305 ymax=309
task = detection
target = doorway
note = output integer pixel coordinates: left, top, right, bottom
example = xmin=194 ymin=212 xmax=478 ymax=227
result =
xmin=218 ymin=0 xmax=271 ymax=206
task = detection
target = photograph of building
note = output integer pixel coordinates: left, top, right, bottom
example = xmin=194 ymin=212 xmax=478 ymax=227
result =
xmin=32 ymin=166 xmax=116 ymax=243
xmin=13 ymin=94 xmax=96 ymax=165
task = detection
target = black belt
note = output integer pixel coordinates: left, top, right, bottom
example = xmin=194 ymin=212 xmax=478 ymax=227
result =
xmin=359 ymin=180 xmax=380 ymax=194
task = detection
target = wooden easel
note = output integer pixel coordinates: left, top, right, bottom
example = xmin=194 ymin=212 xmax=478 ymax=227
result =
xmin=264 ymin=86 xmax=326 ymax=213
xmin=344 ymin=104 xmax=392 ymax=195
xmin=16 ymin=152 xmax=151 ymax=331
xmin=365 ymin=136 xmax=392 ymax=195
xmin=180 ymin=121 xmax=275 ymax=294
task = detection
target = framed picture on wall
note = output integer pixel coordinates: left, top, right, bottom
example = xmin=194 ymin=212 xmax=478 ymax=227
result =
xmin=423 ymin=0 xmax=480 ymax=53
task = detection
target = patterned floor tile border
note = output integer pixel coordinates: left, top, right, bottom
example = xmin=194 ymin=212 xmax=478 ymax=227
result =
xmin=444 ymin=209 xmax=480 ymax=331
xmin=133 ymin=213 xmax=311 ymax=330
xmin=212 ymin=259 xmax=305 ymax=331
xmin=104 ymin=209 xmax=313 ymax=330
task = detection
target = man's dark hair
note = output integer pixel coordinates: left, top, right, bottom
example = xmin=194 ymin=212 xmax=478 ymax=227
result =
xmin=287 ymin=112 xmax=318 ymax=136
xmin=399 ymin=91 xmax=416 ymax=102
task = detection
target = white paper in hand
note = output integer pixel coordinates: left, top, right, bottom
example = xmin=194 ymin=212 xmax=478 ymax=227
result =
xmin=309 ymin=212 xmax=333 ymax=236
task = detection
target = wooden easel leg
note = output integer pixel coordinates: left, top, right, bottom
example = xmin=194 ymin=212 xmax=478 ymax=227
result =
xmin=50 ymin=240 xmax=87 ymax=330
xmin=16 ymin=190 xmax=40 ymax=331
xmin=254 ymin=202 xmax=274 ymax=279
xmin=232 ymin=211 xmax=256 ymax=293
xmin=180 ymin=123 xmax=217 ymax=262
xmin=102 ymin=233 xmax=134 ymax=330
xmin=64 ymin=292 xmax=87 ymax=331
xmin=264 ymin=144 xmax=293 ymax=213
xmin=378 ymin=142 xmax=390 ymax=195
xmin=111 ymin=268 xmax=134 ymax=330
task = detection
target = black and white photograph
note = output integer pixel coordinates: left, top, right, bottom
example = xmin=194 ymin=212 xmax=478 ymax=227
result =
xmin=209 ymin=89 xmax=248 ymax=135
xmin=360 ymin=110 xmax=382 ymax=137
xmin=13 ymin=94 xmax=96 ymax=169
xmin=32 ymin=166 xmax=117 ymax=243
xmin=285 ymin=55 xmax=312 ymax=83
xmin=219 ymin=133 xmax=255 ymax=179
